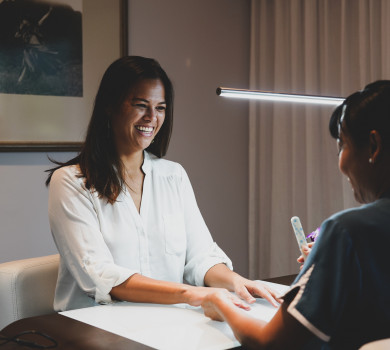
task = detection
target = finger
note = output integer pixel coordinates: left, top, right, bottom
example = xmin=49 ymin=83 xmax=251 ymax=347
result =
xmin=266 ymin=286 xmax=283 ymax=304
xmin=235 ymin=286 xmax=256 ymax=304
xmin=262 ymin=284 xmax=283 ymax=304
xmin=231 ymin=295 xmax=251 ymax=311
xmin=250 ymin=285 xmax=281 ymax=307
xmin=260 ymin=288 xmax=281 ymax=307
xmin=220 ymin=289 xmax=251 ymax=310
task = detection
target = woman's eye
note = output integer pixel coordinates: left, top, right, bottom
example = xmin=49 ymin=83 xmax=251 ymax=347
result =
xmin=156 ymin=106 xmax=166 ymax=112
xmin=136 ymin=104 xmax=147 ymax=108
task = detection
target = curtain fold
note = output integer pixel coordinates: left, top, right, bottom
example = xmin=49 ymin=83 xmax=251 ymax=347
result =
xmin=249 ymin=0 xmax=390 ymax=279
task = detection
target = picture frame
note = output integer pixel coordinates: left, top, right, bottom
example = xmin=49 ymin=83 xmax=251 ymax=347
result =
xmin=0 ymin=0 xmax=128 ymax=152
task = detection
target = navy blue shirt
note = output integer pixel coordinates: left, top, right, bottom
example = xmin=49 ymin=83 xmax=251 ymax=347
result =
xmin=284 ymin=197 xmax=390 ymax=349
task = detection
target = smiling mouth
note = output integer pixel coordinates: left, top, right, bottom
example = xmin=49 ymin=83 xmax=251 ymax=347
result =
xmin=135 ymin=125 xmax=154 ymax=135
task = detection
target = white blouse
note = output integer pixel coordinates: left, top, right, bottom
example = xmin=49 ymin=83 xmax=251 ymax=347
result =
xmin=48 ymin=151 xmax=232 ymax=311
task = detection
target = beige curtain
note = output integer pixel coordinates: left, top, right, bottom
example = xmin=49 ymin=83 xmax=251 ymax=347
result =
xmin=249 ymin=0 xmax=390 ymax=279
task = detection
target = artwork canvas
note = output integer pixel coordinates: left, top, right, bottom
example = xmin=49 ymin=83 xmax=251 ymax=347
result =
xmin=0 ymin=0 xmax=83 ymax=97
xmin=0 ymin=0 xmax=126 ymax=151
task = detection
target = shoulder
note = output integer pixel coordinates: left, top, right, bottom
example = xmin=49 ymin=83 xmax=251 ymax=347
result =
xmin=50 ymin=164 xmax=85 ymax=189
xmin=321 ymin=199 xmax=390 ymax=241
xmin=145 ymin=152 xmax=186 ymax=178
xmin=51 ymin=164 xmax=81 ymax=180
xmin=327 ymin=199 xmax=389 ymax=226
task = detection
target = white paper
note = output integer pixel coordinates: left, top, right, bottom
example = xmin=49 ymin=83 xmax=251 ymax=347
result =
xmin=60 ymin=281 xmax=290 ymax=350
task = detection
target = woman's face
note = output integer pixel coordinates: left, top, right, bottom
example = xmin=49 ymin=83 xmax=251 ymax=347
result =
xmin=338 ymin=126 xmax=372 ymax=203
xmin=112 ymin=79 xmax=166 ymax=156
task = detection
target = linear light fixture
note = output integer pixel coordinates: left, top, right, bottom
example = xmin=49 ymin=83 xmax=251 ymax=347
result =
xmin=216 ymin=87 xmax=344 ymax=106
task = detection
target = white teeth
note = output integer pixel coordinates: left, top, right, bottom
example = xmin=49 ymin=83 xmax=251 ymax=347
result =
xmin=136 ymin=126 xmax=153 ymax=132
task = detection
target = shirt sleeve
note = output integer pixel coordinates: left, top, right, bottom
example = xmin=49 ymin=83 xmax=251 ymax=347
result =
xmin=282 ymin=218 xmax=361 ymax=342
xmin=178 ymin=165 xmax=233 ymax=286
xmin=48 ymin=167 xmax=139 ymax=304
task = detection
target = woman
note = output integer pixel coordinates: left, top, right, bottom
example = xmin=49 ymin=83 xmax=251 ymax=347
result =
xmin=201 ymin=80 xmax=390 ymax=349
xmin=46 ymin=56 xmax=280 ymax=311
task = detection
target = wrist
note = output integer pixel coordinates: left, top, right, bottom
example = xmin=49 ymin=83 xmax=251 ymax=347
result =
xmin=180 ymin=284 xmax=195 ymax=304
xmin=211 ymin=291 xmax=230 ymax=321
xmin=231 ymin=272 xmax=247 ymax=290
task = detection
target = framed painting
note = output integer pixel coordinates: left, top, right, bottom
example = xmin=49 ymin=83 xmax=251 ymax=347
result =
xmin=0 ymin=0 xmax=128 ymax=151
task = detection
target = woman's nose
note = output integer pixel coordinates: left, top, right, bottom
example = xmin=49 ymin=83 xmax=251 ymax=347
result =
xmin=143 ymin=107 xmax=157 ymax=121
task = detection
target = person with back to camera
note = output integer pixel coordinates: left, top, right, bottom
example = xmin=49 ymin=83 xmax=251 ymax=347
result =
xmin=46 ymin=55 xmax=281 ymax=312
xmin=201 ymin=80 xmax=390 ymax=349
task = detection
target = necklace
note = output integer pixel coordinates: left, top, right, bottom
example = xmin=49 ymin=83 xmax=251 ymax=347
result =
xmin=124 ymin=168 xmax=144 ymax=194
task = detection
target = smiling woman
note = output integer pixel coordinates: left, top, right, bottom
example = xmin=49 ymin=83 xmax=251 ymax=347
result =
xmin=112 ymin=79 xmax=166 ymax=159
xmin=111 ymin=79 xmax=166 ymax=212
xmin=331 ymin=87 xmax=390 ymax=204
xmin=44 ymin=56 xmax=281 ymax=313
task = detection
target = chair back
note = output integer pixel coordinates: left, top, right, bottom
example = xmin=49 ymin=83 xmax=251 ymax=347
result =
xmin=0 ymin=254 xmax=59 ymax=329
xmin=359 ymin=339 xmax=390 ymax=349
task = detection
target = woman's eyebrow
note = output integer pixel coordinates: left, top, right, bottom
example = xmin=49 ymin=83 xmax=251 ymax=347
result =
xmin=131 ymin=97 xmax=166 ymax=104
xmin=131 ymin=97 xmax=148 ymax=103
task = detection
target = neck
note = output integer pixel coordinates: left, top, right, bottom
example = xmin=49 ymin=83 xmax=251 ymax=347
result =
xmin=120 ymin=150 xmax=144 ymax=174
xmin=375 ymin=180 xmax=390 ymax=200
xmin=370 ymin=158 xmax=390 ymax=200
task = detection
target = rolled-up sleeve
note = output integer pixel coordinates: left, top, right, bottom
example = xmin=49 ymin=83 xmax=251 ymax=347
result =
xmin=49 ymin=167 xmax=138 ymax=305
xmin=179 ymin=166 xmax=233 ymax=286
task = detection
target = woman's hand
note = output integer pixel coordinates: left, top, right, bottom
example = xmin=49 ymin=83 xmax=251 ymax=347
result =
xmin=183 ymin=286 xmax=226 ymax=307
xmin=231 ymin=275 xmax=282 ymax=307
xmin=185 ymin=279 xmax=281 ymax=308
xmin=204 ymin=263 xmax=282 ymax=307
xmin=183 ymin=286 xmax=251 ymax=308
xmin=297 ymin=242 xmax=314 ymax=269
xmin=202 ymin=289 xmax=312 ymax=349
xmin=202 ymin=289 xmax=249 ymax=321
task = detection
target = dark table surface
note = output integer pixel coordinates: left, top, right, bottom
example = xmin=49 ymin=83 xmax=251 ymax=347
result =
xmin=0 ymin=274 xmax=297 ymax=349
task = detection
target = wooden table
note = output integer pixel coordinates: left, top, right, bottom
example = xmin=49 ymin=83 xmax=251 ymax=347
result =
xmin=0 ymin=274 xmax=297 ymax=349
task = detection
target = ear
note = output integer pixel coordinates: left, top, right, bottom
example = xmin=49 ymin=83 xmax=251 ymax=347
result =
xmin=369 ymin=130 xmax=382 ymax=163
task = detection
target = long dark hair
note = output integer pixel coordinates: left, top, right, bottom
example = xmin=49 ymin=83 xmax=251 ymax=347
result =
xmin=45 ymin=56 xmax=174 ymax=203
xmin=329 ymin=80 xmax=390 ymax=149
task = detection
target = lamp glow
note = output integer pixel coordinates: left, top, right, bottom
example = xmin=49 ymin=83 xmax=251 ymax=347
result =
xmin=216 ymin=87 xmax=344 ymax=106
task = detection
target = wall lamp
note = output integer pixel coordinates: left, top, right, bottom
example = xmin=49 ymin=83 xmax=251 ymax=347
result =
xmin=216 ymin=87 xmax=344 ymax=106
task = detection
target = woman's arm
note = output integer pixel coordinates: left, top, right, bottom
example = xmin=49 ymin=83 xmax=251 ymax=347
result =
xmin=111 ymin=264 xmax=281 ymax=307
xmin=110 ymin=273 xmax=249 ymax=307
xmin=204 ymin=263 xmax=282 ymax=307
xmin=202 ymin=290 xmax=312 ymax=350
xmin=179 ymin=167 xmax=280 ymax=307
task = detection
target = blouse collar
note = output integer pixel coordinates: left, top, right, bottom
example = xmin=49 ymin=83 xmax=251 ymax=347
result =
xmin=141 ymin=150 xmax=152 ymax=175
